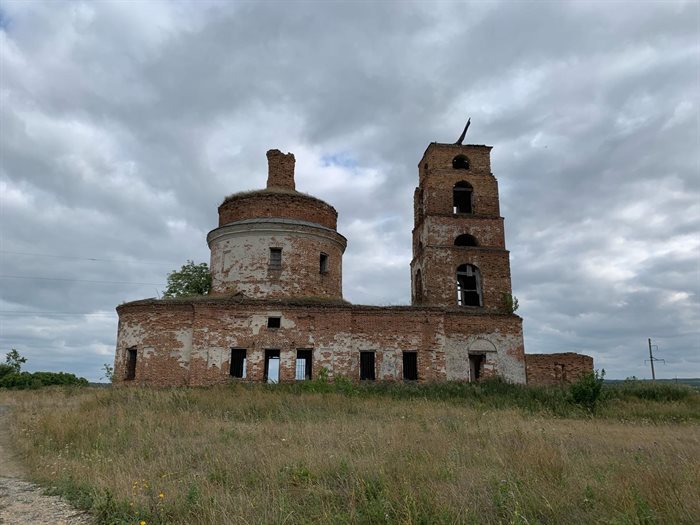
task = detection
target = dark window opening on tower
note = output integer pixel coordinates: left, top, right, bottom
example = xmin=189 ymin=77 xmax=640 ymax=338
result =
xmin=452 ymin=155 xmax=469 ymax=170
xmin=414 ymin=270 xmax=423 ymax=304
xmin=267 ymin=317 xmax=281 ymax=329
xmin=469 ymin=354 xmax=485 ymax=382
xmin=230 ymin=348 xmax=247 ymax=378
xmin=125 ymin=347 xmax=137 ymax=380
xmin=269 ymin=247 xmax=282 ymax=269
xmin=457 ymin=264 xmax=482 ymax=307
xmin=359 ymin=351 xmax=375 ymax=380
xmin=296 ymin=349 xmax=313 ymax=380
xmin=264 ymin=349 xmax=280 ymax=383
xmin=454 ymin=234 xmax=478 ymax=247
xmin=453 ymin=181 xmax=473 ymax=214
xmin=403 ymin=351 xmax=418 ymax=381
xmin=320 ymin=253 xmax=329 ymax=274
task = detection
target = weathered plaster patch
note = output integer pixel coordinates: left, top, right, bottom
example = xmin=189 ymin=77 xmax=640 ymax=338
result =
xmin=171 ymin=328 xmax=193 ymax=369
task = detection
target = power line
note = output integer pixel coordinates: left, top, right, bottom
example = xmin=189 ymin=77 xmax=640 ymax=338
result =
xmin=0 ymin=275 xmax=164 ymax=285
xmin=0 ymin=311 xmax=117 ymax=316
xmin=0 ymin=250 xmax=180 ymax=266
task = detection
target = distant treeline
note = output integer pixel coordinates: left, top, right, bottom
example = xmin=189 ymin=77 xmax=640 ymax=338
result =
xmin=0 ymin=368 xmax=88 ymax=389
xmin=0 ymin=348 xmax=89 ymax=389
xmin=605 ymin=378 xmax=700 ymax=388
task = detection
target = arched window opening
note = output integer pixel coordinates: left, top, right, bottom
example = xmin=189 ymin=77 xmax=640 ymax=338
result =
xmin=454 ymin=234 xmax=478 ymax=247
xmin=452 ymin=155 xmax=469 ymax=170
xmin=414 ymin=270 xmax=423 ymax=304
xmin=456 ymin=264 xmax=482 ymax=307
xmin=453 ymin=181 xmax=473 ymax=214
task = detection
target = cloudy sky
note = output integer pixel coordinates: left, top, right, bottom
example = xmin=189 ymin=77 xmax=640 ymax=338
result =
xmin=1 ymin=0 xmax=698 ymax=382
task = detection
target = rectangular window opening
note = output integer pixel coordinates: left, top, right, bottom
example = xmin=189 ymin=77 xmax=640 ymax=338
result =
xmin=267 ymin=316 xmax=281 ymax=329
xmin=320 ymin=253 xmax=329 ymax=274
xmin=296 ymin=349 xmax=313 ymax=380
xmin=264 ymin=349 xmax=281 ymax=384
xmin=403 ymin=351 xmax=418 ymax=381
xmin=125 ymin=347 xmax=137 ymax=380
xmin=269 ymin=247 xmax=282 ymax=269
xmin=230 ymin=348 xmax=247 ymax=379
xmin=359 ymin=351 xmax=375 ymax=381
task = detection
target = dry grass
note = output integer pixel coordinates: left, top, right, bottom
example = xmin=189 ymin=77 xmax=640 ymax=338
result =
xmin=1 ymin=385 xmax=699 ymax=524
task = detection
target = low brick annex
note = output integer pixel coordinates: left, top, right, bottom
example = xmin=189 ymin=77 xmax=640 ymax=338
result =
xmin=113 ymin=142 xmax=592 ymax=386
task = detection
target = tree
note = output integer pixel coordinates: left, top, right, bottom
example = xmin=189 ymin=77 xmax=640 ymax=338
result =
xmin=101 ymin=363 xmax=114 ymax=383
xmin=163 ymin=260 xmax=212 ymax=298
xmin=5 ymin=349 xmax=27 ymax=373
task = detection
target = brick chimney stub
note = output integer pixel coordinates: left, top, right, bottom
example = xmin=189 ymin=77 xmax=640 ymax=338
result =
xmin=266 ymin=149 xmax=296 ymax=190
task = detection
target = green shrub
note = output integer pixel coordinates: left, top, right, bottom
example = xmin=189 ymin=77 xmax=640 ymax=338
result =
xmin=568 ymin=370 xmax=605 ymax=413
xmin=0 ymin=363 xmax=14 ymax=380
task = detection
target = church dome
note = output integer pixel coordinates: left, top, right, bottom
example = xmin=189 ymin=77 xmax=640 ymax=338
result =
xmin=207 ymin=150 xmax=346 ymax=299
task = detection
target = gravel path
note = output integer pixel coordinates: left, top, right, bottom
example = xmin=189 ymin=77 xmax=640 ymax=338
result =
xmin=0 ymin=405 xmax=92 ymax=524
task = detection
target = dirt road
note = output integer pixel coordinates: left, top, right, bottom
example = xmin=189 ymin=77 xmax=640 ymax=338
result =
xmin=0 ymin=405 xmax=92 ymax=524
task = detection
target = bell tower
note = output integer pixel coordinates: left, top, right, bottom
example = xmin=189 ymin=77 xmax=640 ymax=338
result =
xmin=410 ymin=142 xmax=514 ymax=311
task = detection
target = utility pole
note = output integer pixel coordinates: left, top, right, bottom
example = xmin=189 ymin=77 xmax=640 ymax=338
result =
xmin=645 ymin=338 xmax=665 ymax=381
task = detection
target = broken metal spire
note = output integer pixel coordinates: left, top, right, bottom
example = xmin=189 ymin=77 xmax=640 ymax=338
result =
xmin=455 ymin=117 xmax=471 ymax=145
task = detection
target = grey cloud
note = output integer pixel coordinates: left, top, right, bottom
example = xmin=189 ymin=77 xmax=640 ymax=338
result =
xmin=0 ymin=0 xmax=697 ymax=380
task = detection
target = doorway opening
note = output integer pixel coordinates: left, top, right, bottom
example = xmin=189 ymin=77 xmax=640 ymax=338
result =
xmin=264 ymin=349 xmax=281 ymax=383
xmin=469 ymin=354 xmax=485 ymax=382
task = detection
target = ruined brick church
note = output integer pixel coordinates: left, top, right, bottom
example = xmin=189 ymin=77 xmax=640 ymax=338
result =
xmin=113 ymin=141 xmax=592 ymax=386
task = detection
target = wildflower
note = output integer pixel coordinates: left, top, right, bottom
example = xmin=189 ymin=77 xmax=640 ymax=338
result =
xmin=159 ymin=492 xmax=165 ymax=499
xmin=140 ymin=521 xmax=146 ymax=525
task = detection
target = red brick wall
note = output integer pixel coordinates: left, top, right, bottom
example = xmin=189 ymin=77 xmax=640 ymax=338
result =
xmin=417 ymin=248 xmax=513 ymax=311
xmin=113 ymin=304 xmax=194 ymax=387
xmin=411 ymin=143 xmax=512 ymax=311
xmin=218 ymin=192 xmax=338 ymax=230
xmin=114 ymin=299 xmax=527 ymax=386
xmin=419 ymin=143 xmax=493 ymax=180
xmin=525 ymin=353 xmax=594 ymax=385
xmin=416 ymin=215 xmax=506 ymax=250
xmin=208 ymin=222 xmax=345 ymax=299
xmin=422 ymin=171 xmax=501 ymax=218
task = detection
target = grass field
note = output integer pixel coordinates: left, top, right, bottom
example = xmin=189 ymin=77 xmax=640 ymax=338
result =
xmin=1 ymin=380 xmax=699 ymax=524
